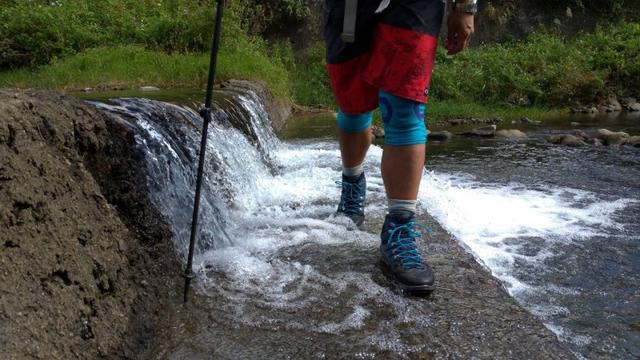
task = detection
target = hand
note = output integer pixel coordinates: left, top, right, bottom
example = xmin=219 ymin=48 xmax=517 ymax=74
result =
xmin=445 ymin=11 xmax=475 ymax=55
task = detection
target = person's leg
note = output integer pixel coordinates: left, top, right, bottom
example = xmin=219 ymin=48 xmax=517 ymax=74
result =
xmin=337 ymin=111 xmax=372 ymax=169
xmin=382 ymin=145 xmax=424 ymax=200
xmin=335 ymin=111 xmax=373 ymax=226
xmin=377 ymin=90 xmax=434 ymax=292
xmin=380 ymin=90 xmax=427 ymax=206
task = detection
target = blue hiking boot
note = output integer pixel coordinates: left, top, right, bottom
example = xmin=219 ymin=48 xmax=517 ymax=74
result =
xmin=380 ymin=210 xmax=435 ymax=293
xmin=336 ymin=172 xmax=366 ymax=226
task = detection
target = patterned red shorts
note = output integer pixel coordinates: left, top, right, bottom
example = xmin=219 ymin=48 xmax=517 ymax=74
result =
xmin=324 ymin=0 xmax=445 ymax=114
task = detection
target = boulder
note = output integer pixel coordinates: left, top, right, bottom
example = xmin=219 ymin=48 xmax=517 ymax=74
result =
xmin=495 ymin=129 xmax=527 ymax=139
xmin=620 ymin=97 xmax=636 ymax=108
xmin=628 ymin=103 xmax=640 ymax=112
xmin=548 ymin=134 xmax=586 ymax=147
xmin=593 ymin=129 xmax=629 ymax=145
xmin=428 ymin=130 xmax=453 ymax=141
xmin=626 ymin=136 xmax=640 ymax=147
xmin=464 ymin=125 xmax=496 ymax=137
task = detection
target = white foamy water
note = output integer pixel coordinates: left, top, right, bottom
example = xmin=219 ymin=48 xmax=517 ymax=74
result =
xmin=417 ymin=172 xmax=634 ymax=292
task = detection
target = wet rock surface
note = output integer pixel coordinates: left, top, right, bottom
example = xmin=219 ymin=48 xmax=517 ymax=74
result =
xmin=0 ymin=90 xmax=180 ymax=359
xmin=148 ymin=213 xmax=574 ymax=359
xmin=222 ymin=79 xmax=292 ymax=132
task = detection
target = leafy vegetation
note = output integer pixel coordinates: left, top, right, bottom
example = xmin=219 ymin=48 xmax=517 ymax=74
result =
xmin=431 ymin=22 xmax=640 ymax=107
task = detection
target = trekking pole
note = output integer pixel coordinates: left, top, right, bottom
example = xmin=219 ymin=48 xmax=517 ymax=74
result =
xmin=183 ymin=0 xmax=225 ymax=304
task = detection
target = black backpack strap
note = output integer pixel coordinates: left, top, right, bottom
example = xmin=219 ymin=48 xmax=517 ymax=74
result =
xmin=341 ymin=0 xmax=358 ymax=43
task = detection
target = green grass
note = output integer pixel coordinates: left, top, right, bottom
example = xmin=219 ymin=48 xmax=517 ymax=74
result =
xmin=0 ymin=44 xmax=291 ymax=99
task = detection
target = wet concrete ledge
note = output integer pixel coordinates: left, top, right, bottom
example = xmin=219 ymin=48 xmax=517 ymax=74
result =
xmin=0 ymin=89 xmax=181 ymax=359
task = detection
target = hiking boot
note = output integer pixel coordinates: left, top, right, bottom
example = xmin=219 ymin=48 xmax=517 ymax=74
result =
xmin=380 ymin=210 xmax=435 ymax=293
xmin=336 ymin=172 xmax=366 ymax=226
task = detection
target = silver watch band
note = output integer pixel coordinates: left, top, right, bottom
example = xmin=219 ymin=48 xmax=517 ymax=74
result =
xmin=452 ymin=0 xmax=478 ymax=14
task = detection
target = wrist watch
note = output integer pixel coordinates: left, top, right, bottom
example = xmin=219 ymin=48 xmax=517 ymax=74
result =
xmin=452 ymin=0 xmax=478 ymax=14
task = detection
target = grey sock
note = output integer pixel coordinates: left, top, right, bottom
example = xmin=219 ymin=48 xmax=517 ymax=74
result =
xmin=343 ymin=163 xmax=364 ymax=178
xmin=387 ymin=199 xmax=417 ymax=215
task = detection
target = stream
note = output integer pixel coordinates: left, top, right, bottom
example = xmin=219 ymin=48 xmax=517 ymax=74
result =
xmin=91 ymin=89 xmax=639 ymax=359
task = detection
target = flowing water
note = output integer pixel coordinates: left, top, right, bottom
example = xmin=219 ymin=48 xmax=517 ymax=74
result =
xmin=93 ymin=90 xmax=639 ymax=359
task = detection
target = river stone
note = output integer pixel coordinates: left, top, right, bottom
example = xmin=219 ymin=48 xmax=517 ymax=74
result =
xmin=625 ymin=136 xmax=640 ymax=147
xmin=593 ymin=129 xmax=629 ymax=145
xmin=464 ymin=125 xmax=496 ymax=137
xmin=548 ymin=134 xmax=586 ymax=147
xmin=428 ymin=130 xmax=453 ymax=141
xmin=628 ymin=102 xmax=640 ymax=112
xmin=139 ymin=86 xmax=160 ymax=92
xmin=495 ymin=129 xmax=527 ymax=139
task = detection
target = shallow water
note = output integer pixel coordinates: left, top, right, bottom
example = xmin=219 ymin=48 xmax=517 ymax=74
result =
xmin=93 ymin=90 xmax=639 ymax=359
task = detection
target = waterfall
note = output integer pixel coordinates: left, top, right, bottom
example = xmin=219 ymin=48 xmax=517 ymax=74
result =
xmin=93 ymin=89 xmax=280 ymax=257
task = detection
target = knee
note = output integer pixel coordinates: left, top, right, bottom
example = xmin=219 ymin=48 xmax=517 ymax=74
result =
xmin=337 ymin=110 xmax=373 ymax=133
xmin=379 ymin=90 xmax=427 ymax=146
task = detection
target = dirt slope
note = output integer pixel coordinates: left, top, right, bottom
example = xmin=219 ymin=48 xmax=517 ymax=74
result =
xmin=0 ymin=90 xmax=180 ymax=359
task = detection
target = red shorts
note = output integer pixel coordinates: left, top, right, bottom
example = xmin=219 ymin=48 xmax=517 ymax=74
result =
xmin=324 ymin=0 xmax=445 ymax=114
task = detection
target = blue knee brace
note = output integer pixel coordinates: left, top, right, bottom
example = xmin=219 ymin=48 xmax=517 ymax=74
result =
xmin=337 ymin=110 xmax=373 ymax=133
xmin=379 ymin=90 xmax=427 ymax=146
